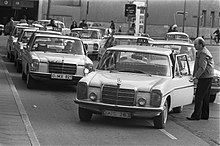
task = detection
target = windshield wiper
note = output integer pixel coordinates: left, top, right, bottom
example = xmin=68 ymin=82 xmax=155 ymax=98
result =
xmin=118 ymin=68 xmax=152 ymax=76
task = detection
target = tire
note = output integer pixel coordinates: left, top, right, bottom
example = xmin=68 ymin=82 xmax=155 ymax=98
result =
xmin=26 ymin=71 xmax=35 ymax=89
xmin=9 ymin=53 xmax=14 ymax=62
xmin=16 ymin=61 xmax=22 ymax=73
xmin=154 ymin=100 xmax=168 ymax=129
xmin=79 ymin=107 xmax=92 ymax=121
xmin=22 ymin=70 xmax=27 ymax=80
xmin=209 ymin=94 xmax=216 ymax=103
xmin=172 ymin=106 xmax=183 ymax=113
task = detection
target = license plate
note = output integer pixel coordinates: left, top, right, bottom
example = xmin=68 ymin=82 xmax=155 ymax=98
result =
xmin=51 ymin=73 xmax=72 ymax=80
xmin=103 ymin=110 xmax=131 ymax=119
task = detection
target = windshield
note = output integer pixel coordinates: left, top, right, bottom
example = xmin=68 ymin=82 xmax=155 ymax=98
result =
xmin=31 ymin=37 xmax=84 ymax=55
xmin=71 ymin=30 xmax=101 ymax=39
xmin=97 ymin=50 xmax=171 ymax=76
xmin=153 ymin=44 xmax=196 ymax=61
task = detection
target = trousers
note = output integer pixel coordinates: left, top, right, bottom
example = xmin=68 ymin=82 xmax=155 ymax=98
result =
xmin=191 ymin=78 xmax=212 ymax=119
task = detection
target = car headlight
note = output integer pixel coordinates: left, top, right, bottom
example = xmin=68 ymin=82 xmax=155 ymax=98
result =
xmin=88 ymin=87 xmax=100 ymax=102
xmin=150 ymin=90 xmax=162 ymax=107
xmin=136 ymin=92 xmax=150 ymax=107
xmin=30 ymin=59 xmax=39 ymax=71
xmin=84 ymin=63 xmax=93 ymax=75
xmin=77 ymin=82 xmax=88 ymax=100
xmin=212 ymin=76 xmax=220 ymax=85
xmin=93 ymin=43 xmax=98 ymax=50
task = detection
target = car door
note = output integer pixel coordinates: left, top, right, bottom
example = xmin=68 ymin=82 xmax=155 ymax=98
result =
xmin=171 ymin=54 xmax=194 ymax=107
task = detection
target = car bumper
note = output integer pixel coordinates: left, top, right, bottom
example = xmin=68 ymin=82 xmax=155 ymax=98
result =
xmin=210 ymin=86 xmax=220 ymax=95
xmin=30 ymin=72 xmax=82 ymax=85
xmin=74 ymin=99 xmax=163 ymax=118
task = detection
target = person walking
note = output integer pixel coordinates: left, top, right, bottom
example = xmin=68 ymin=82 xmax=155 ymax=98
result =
xmin=187 ymin=37 xmax=214 ymax=121
xmin=213 ymin=28 xmax=220 ymax=43
xmin=109 ymin=20 xmax=115 ymax=35
xmin=70 ymin=20 xmax=77 ymax=30
xmin=79 ymin=20 xmax=87 ymax=28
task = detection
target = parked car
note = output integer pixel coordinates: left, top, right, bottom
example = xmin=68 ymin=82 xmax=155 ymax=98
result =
xmin=152 ymin=40 xmax=220 ymax=102
xmin=13 ymin=28 xmax=62 ymax=73
xmin=33 ymin=19 xmax=70 ymax=35
xmin=165 ymin=32 xmax=192 ymax=43
xmin=0 ymin=24 xmax=4 ymax=35
xmin=74 ymin=45 xmax=194 ymax=129
xmin=70 ymin=28 xmax=107 ymax=60
xmin=6 ymin=24 xmax=31 ymax=62
xmin=21 ymin=34 xmax=93 ymax=89
xmin=98 ymin=34 xmax=154 ymax=60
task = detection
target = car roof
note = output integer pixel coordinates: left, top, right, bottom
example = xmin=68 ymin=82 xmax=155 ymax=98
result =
xmin=110 ymin=35 xmax=154 ymax=41
xmin=166 ymin=32 xmax=189 ymax=37
xmin=33 ymin=33 xmax=81 ymax=40
xmin=71 ymin=28 xmax=101 ymax=31
xmin=107 ymin=45 xmax=172 ymax=55
xmin=152 ymin=40 xmax=194 ymax=46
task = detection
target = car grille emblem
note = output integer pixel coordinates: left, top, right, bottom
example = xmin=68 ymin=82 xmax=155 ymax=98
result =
xmin=117 ymin=78 xmax=121 ymax=86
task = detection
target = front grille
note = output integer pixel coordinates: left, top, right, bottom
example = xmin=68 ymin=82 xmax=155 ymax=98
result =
xmin=102 ymin=85 xmax=135 ymax=106
xmin=49 ymin=62 xmax=77 ymax=75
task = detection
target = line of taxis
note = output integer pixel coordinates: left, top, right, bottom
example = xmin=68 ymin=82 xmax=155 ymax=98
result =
xmin=6 ymin=23 xmax=220 ymax=129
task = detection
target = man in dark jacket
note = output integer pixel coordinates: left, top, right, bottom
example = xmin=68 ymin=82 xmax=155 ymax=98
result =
xmin=187 ymin=37 xmax=214 ymax=120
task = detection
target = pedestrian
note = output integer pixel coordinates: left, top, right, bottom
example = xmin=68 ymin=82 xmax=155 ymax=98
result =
xmin=168 ymin=25 xmax=173 ymax=32
xmin=110 ymin=20 xmax=115 ymax=35
xmin=213 ymin=28 xmax=220 ymax=43
xmin=7 ymin=17 xmax=14 ymax=34
xmin=79 ymin=20 xmax=87 ymax=28
xmin=70 ymin=20 xmax=77 ymax=30
xmin=171 ymin=24 xmax=178 ymax=32
xmin=187 ymin=37 xmax=214 ymax=121
xmin=20 ymin=15 xmax=27 ymax=23
xmin=128 ymin=22 xmax=135 ymax=35
xmin=47 ymin=19 xmax=58 ymax=30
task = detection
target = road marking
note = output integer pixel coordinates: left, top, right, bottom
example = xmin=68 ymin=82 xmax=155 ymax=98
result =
xmin=160 ymin=129 xmax=177 ymax=140
xmin=148 ymin=121 xmax=177 ymax=140
xmin=0 ymin=57 xmax=40 ymax=146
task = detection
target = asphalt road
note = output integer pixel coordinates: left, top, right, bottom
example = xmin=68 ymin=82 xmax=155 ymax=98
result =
xmin=0 ymin=35 xmax=219 ymax=145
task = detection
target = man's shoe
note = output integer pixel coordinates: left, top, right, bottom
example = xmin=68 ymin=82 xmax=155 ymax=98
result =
xmin=186 ymin=117 xmax=199 ymax=120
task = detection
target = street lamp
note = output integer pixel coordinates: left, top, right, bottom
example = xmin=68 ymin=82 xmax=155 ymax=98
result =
xmin=176 ymin=10 xmax=188 ymax=32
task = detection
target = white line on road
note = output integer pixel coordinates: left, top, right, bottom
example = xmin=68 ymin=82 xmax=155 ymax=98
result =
xmin=160 ymin=129 xmax=177 ymax=140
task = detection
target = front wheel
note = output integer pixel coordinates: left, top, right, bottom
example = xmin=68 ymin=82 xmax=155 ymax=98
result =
xmin=78 ymin=107 xmax=92 ymax=121
xmin=26 ymin=71 xmax=35 ymax=89
xmin=154 ymin=100 xmax=168 ymax=129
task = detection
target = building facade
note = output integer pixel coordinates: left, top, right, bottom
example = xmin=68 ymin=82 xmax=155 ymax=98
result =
xmin=1 ymin=0 xmax=219 ymax=38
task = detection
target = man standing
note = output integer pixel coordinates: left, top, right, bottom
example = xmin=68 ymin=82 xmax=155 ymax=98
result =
xmin=187 ymin=37 xmax=214 ymax=120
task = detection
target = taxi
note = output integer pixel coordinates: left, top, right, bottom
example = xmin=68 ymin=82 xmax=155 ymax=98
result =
xmin=152 ymin=40 xmax=220 ymax=102
xmin=13 ymin=28 xmax=62 ymax=72
xmin=75 ymin=45 xmax=194 ymax=129
xmin=21 ymin=34 xmax=93 ymax=89
xmin=70 ymin=27 xmax=107 ymax=60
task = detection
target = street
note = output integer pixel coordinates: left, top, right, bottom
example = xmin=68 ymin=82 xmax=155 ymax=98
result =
xmin=0 ymin=35 xmax=219 ymax=145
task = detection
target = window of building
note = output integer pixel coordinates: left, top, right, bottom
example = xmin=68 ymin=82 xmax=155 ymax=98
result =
xmin=201 ymin=10 xmax=206 ymax=27
xmin=210 ymin=11 xmax=215 ymax=27
xmin=218 ymin=12 xmax=220 ymax=27
xmin=52 ymin=0 xmax=81 ymax=6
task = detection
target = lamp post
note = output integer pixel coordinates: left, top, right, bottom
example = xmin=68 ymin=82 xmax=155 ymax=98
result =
xmin=196 ymin=0 xmax=201 ymax=37
xmin=46 ymin=0 xmax=51 ymax=19
xmin=182 ymin=0 xmax=186 ymax=32
xmin=143 ymin=0 xmax=148 ymax=34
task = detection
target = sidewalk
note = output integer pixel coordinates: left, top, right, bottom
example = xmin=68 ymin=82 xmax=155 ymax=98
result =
xmin=0 ymin=57 xmax=39 ymax=145
xmin=169 ymin=102 xmax=220 ymax=146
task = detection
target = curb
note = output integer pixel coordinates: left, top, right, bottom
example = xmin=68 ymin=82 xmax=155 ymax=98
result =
xmin=0 ymin=57 xmax=40 ymax=146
